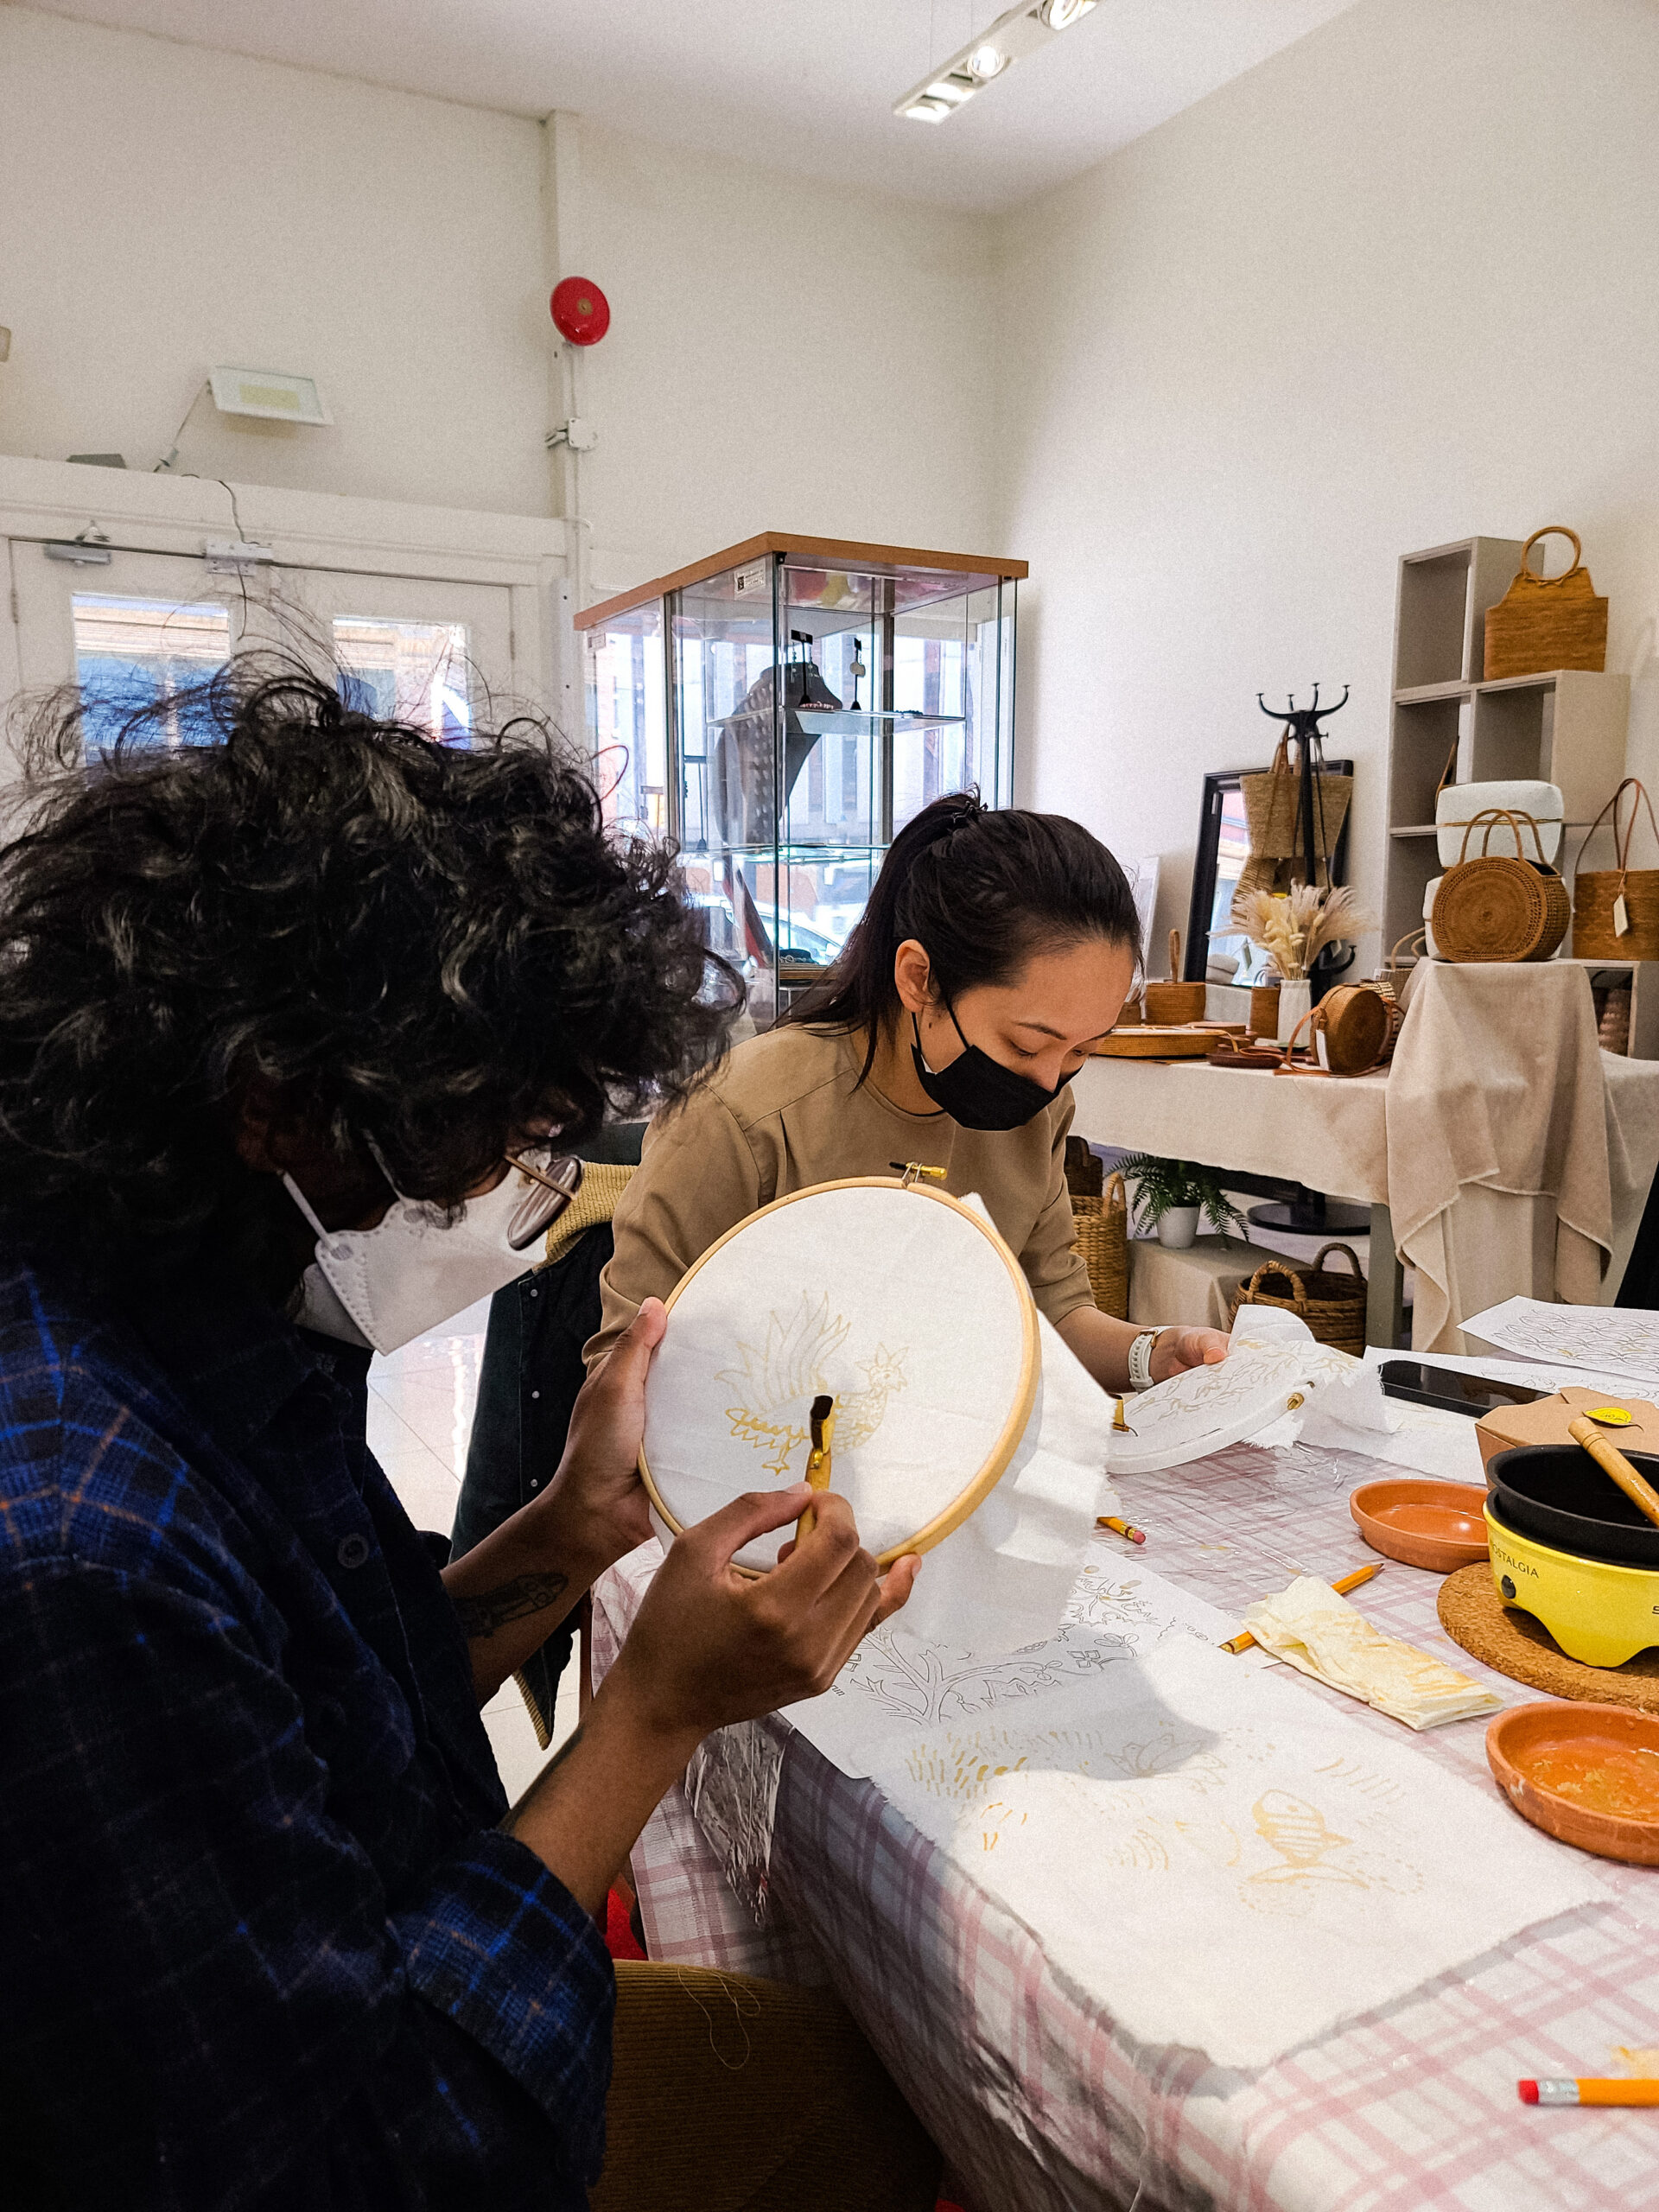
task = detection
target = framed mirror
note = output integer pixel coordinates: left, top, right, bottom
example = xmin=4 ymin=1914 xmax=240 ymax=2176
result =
xmin=1184 ymin=762 xmax=1353 ymax=988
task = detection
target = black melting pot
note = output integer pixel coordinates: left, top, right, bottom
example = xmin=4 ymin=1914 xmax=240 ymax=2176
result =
xmin=1489 ymin=1442 xmax=1659 ymax=1570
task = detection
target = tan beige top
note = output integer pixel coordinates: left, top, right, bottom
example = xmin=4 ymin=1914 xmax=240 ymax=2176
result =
xmin=586 ymin=1022 xmax=1092 ymax=1370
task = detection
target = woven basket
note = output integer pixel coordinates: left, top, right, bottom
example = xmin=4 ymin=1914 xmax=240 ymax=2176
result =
xmin=1312 ymin=982 xmax=1402 ymax=1075
xmin=1429 ymin=808 xmax=1570 ymax=963
xmin=1142 ymin=927 xmax=1206 ymax=1024
xmin=1484 ymin=526 xmax=1608 ymax=681
xmin=1071 ymin=1172 xmax=1129 ymax=1319
xmin=1573 ymin=779 xmax=1659 ymax=962
xmin=1229 ymin=1243 xmax=1367 ymax=1357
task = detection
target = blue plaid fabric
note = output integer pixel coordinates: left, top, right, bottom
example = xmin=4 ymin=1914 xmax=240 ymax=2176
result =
xmin=0 ymin=1251 xmax=613 ymax=2210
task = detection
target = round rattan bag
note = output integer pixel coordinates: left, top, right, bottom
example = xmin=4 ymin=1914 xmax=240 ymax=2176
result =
xmin=1429 ymin=808 xmax=1570 ymax=963
xmin=639 ymin=1176 xmax=1039 ymax=1573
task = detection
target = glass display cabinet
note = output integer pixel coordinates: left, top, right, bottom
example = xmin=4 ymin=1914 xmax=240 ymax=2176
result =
xmin=576 ymin=533 xmax=1022 ymax=1027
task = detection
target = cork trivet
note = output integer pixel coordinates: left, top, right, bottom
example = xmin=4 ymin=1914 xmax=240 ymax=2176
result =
xmin=1438 ymin=1563 xmax=1659 ymax=1713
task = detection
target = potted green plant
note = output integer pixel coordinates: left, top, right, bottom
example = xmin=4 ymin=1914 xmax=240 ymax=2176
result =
xmin=1116 ymin=1154 xmax=1247 ymax=1251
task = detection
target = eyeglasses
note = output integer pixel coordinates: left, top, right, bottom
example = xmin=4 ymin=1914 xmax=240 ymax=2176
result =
xmin=501 ymin=1149 xmax=585 ymax=1251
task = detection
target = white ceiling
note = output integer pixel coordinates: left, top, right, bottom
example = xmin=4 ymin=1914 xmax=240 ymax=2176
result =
xmin=37 ymin=0 xmax=1356 ymax=213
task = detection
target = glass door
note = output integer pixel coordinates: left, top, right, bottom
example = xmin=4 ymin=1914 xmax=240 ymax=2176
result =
xmin=9 ymin=544 xmax=516 ymax=762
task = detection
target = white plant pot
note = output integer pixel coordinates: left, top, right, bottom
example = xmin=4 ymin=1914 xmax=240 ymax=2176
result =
xmin=1156 ymin=1206 xmax=1201 ymax=1249
xmin=1276 ymin=978 xmax=1313 ymax=1045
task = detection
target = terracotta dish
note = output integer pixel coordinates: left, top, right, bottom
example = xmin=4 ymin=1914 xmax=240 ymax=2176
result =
xmin=1349 ymin=1478 xmax=1491 ymax=1572
xmin=1487 ymin=1700 xmax=1659 ymax=1865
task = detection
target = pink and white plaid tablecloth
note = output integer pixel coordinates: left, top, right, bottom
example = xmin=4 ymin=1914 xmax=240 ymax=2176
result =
xmin=591 ymin=1439 xmax=1659 ymax=2212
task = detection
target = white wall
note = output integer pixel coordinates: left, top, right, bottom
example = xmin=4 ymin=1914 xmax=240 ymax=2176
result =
xmin=569 ymin=119 xmax=997 ymax=588
xmin=0 ymin=10 xmax=1000 ymax=582
xmin=0 ymin=8 xmax=551 ymax=516
xmin=992 ymin=0 xmax=1659 ymax=967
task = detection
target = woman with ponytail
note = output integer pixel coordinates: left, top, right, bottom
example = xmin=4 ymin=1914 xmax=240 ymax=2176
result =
xmin=583 ymin=792 xmax=1230 ymax=1395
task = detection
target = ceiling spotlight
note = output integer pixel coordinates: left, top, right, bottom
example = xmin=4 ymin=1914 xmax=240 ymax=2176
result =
xmin=893 ymin=0 xmax=1099 ymax=124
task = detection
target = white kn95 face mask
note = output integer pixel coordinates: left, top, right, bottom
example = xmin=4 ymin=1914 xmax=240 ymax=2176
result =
xmin=284 ymin=1143 xmax=582 ymax=1354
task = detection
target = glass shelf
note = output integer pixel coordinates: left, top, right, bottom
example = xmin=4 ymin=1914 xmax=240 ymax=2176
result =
xmin=581 ymin=537 xmax=1019 ymax=1027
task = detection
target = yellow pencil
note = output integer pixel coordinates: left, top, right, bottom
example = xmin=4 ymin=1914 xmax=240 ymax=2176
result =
xmin=1097 ymin=1514 xmax=1147 ymax=1546
xmin=1220 ymin=1561 xmax=1380 ymax=1654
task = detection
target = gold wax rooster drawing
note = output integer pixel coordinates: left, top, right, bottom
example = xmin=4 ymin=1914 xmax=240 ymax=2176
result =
xmin=717 ymin=1292 xmax=911 ymax=1478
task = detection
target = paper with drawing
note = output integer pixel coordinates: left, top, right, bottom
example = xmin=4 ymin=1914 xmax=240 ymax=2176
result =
xmin=787 ymin=1557 xmax=1249 ymax=1779
xmin=1462 ymin=1297 xmax=1659 ymax=1388
xmin=866 ymin=1638 xmax=1606 ymax=2069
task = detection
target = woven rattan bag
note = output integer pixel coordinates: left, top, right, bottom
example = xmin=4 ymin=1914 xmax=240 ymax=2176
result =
xmin=1484 ymin=526 xmax=1608 ymax=682
xmin=1572 ymin=779 xmax=1659 ymax=963
xmin=1071 ymin=1172 xmax=1129 ymax=1319
xmin=1429 ymin=808 xmax=1570 ymax=963
xmin=1229 ymin=1243 xmax=1367 ymax=1357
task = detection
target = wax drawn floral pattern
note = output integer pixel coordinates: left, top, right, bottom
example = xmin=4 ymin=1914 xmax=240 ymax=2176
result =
xmin=716 ymin=1293 xmax=910 ymax=1478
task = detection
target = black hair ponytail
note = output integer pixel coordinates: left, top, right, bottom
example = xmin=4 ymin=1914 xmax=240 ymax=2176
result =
xmin=784 ymin=792 xmax=1141 ymax=1082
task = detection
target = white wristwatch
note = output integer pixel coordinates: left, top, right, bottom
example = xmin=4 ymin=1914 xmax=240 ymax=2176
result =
xmin=1127 ymin=1328 xmax=1165 ymax=1392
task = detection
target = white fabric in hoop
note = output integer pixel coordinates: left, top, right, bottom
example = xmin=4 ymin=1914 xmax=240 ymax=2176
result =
xmin=642 ymin=1181 xmax=1034 ymax=1573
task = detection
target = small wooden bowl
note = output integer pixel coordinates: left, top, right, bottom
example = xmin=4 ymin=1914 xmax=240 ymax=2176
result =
xmin=1487 ymin=1700 xmax=1659 ymax=1865
xmin=1350 ymin=1478 xmax=1491 ymax=1572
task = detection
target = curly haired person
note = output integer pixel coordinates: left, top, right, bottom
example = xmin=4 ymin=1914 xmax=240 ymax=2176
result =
xmin=0 ymin=667 xmax=935 ymax=2212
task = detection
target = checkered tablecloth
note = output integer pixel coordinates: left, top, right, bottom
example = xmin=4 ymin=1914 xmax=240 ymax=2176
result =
xmin=590 ymin=1440 xmax=1659 ymax=2212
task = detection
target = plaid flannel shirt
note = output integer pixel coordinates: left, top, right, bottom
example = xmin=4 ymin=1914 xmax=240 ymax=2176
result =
xmin=0 ymin=1251 xmax=613 ymax=2210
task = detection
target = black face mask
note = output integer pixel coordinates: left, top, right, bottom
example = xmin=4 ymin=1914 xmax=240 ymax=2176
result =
xmin=911 ymin=1007 xmax=1063 ymax=1131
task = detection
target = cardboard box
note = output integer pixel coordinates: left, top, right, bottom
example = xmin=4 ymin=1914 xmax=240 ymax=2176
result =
xmin=1477 ymin=1384 xmax=1659 ymax=1473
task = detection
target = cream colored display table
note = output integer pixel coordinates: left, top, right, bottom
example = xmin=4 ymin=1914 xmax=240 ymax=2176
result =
xmin=1071 ymin=1058 xmax=1402 ymax=1344
xmin=1074 ymin=963 xmax=1659 ymax=1351
xmin=1126 ymin=1232 xmax=1261 ymax=1332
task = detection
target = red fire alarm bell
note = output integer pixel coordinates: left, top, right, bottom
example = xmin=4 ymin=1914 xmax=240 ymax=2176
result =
xmin=550 ymin=277 xmax=611 ymax=346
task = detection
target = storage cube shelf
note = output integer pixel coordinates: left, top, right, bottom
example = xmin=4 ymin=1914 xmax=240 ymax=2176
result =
xmin=1382 ymin=536 xmax=1630 ymax=968
xmin=575 ymin=533 xmax=1021 ymax=1027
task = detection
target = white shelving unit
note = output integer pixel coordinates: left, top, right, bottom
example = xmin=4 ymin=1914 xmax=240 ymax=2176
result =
xmin=1382 ymin=536 xmax=1640 ymax=1044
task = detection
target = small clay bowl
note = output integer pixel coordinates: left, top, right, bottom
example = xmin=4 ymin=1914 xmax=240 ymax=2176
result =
xmin=1487 ymin=1700 xmax=1659 ymax=1866
xmin=1349 ymin=1478 xmax=1491 ymax=1572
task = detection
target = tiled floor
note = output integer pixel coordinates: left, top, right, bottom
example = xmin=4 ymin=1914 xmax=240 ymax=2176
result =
xmin=369 ymin=1296 xmax=580 ymax=1805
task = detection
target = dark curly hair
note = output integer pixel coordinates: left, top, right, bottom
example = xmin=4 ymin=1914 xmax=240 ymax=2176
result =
xmin=0 ymin=662 xmax=737 ymax=1294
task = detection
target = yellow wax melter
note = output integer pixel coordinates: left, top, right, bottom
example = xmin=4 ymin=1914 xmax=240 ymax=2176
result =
xmin=1587 ymin=1406 xmax=1635 ymax=1427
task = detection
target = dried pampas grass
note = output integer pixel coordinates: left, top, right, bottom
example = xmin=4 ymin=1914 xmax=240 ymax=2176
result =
xmin=1222 ymin=881 xmax=1376 ymax=979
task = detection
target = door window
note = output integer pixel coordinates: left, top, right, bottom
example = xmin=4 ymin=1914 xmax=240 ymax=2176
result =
xmin=332 ymin=616 xmax=474 ymax=747
xmin=71 ymin=593 xmax=232 ymax=754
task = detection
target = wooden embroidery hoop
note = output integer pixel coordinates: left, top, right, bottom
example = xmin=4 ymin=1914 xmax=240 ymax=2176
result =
xmin=637 ymin=1172 xmax=1040 ymax=1571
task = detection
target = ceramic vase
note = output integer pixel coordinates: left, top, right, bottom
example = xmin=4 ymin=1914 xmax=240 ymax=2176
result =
xmin=1276 ymin=977 xmax=1313 ymax=1044
xmin=1156 ymin=1205 xmax=1201 ymax=1250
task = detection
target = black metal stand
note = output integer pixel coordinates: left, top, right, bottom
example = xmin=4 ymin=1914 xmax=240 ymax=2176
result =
xmin=1246 ymin=1191 xmax=1371 ymax=1236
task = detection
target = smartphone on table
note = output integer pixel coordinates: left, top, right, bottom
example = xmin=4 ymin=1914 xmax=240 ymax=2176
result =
xmin=1377 ymin=1360 xmax=1547 ymax=1420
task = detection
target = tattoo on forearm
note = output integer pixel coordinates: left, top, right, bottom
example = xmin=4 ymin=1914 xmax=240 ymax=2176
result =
xmin=453 ymin=1570 xmax=570 ymax=1641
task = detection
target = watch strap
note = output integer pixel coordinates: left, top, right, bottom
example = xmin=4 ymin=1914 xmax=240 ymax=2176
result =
xmin=1127 ymin=1329 xmax=1163 ymax=1391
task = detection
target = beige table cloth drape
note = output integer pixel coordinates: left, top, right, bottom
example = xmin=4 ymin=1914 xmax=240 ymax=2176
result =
xmin=1071 ymin=969 xmax=1659 ymax=1353
xmin=1389 ymin=963 xmax=1611 ymax=1350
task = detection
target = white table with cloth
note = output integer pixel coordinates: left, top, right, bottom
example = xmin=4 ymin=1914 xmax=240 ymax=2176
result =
xmin=593 ymin=1429 xmax=1659 ymax=2212
xmin=1072 ymin=962 xmax=1659 ymax=1352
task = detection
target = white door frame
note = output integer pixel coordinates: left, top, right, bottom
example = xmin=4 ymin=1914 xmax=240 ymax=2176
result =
xmin=0 ymin=455 xmax=572 ymax=726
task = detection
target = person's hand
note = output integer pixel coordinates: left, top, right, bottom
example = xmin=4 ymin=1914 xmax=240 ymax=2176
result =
xmin=1148 ymin=1325 xmax=1230 ymax=1382
xmin=607 ymin=1485 xmax=920 ymax=1755
xmin=530 ymin=1297 xmax=665 ymax=1572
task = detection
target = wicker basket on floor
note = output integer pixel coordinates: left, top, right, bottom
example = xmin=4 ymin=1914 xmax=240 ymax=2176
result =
xmin=1229 ymin=1242 xmax=1367 ymax=1356
xmin=1071 ymin=1172 xmax=1129 ymax=1319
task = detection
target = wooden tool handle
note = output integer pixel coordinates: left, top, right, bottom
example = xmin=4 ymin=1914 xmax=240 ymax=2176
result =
xmin=1167 ymin=926 xmax=1181 ymax=982
xmin=1568 ymin=1415 xmax=1659 ymax=1531
xmin=796 ymin=1457 xmax=831 ymax=1542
